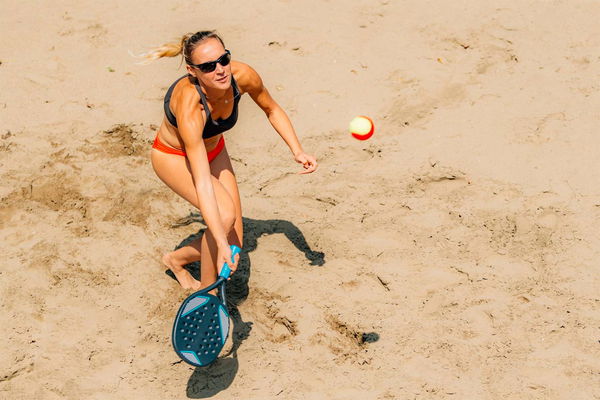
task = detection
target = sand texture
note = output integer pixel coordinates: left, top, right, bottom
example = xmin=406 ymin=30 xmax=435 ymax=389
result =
xmin=1 ymin=1 xmax=600 ymax=399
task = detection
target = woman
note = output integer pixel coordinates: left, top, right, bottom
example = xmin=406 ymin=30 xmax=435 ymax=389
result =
xmin=147 ymin=31 xmax=318 ymax=291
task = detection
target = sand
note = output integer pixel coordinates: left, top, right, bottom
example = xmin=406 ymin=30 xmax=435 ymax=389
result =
xmin=1 ymin=0 xmax=600 ymax=399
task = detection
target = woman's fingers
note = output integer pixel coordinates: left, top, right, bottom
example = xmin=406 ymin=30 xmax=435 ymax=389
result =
xmin=296 ymin=153 xmax=318 ymax=174
xmin=224 ymin=250 xmax=240 ymax=273
xmin=299 ymin=164 xmax=316 ymax=174
xmin=223 ymin=252 xmax=239 ymax=280
xmin=231 ymin=253 xmax=240 ymax=272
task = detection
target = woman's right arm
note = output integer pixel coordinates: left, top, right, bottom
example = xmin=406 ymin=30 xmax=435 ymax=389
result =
xmin=175 ymin=86 xmax=233 ymax=269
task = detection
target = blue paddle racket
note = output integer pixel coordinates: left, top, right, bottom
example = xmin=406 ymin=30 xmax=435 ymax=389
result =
xmin=172 ymin=245 xmax=241 ymax=367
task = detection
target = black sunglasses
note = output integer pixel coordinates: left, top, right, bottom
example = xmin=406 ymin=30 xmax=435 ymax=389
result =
xmin=188 ymin=50 xmax=231 ymax=73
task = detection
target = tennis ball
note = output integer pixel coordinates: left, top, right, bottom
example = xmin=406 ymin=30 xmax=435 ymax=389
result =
xmin=349 ymin=116 xmax=374 ymax=140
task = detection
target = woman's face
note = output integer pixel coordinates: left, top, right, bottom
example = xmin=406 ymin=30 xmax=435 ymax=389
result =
xmin=187 ymin=38 xmax=232 ymax=91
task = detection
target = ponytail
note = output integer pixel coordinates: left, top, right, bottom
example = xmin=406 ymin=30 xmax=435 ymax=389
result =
xmin=140 ymin=31 xmax=225 ymax=65
xmin=140 ymin=33 xmax=191 ymax=63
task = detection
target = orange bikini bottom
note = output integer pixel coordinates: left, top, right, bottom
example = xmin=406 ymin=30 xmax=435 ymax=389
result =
xmin=152 ymin=135 xmax=225 ymax=162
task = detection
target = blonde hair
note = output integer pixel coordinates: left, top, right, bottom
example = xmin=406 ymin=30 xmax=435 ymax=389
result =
xmin=141 ymin=31 xmax=225 ymax=65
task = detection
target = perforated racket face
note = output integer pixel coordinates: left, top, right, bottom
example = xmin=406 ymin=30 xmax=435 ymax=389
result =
xmin=172 ymin=293 xmax=230 ymax=367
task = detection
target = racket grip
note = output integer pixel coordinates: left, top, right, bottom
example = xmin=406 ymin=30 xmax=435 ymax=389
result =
xmin=219 ymin=245 xmax=242 ymax=279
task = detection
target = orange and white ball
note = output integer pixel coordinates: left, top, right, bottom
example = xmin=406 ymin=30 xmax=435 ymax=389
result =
xmin=348 ymin=116 xmax=374 ymax=140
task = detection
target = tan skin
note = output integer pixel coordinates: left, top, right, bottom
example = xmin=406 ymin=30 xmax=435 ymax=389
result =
xmin=151 ymin=38 xmax=317 ymax=291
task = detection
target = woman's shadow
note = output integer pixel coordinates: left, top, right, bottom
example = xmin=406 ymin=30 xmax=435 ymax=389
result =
xmin=165 ymin=213 xmax=325 ymax=398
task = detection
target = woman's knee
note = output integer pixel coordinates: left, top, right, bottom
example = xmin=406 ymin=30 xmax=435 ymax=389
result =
xmin=211 ymin=175 xmax=237 ymax=234
xmin=220 ymin=202 xmax=237 ymax=233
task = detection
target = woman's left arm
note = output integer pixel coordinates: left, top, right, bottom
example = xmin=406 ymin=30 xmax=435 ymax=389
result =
xmin=237 ymin=63 xmax=318 ymax=174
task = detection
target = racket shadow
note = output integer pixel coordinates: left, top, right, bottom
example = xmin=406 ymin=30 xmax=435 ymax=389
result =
xmin=168 ymin=214 xmax=325 ymax=394
xmin=186 ymin=356 xmax=238 ymax=398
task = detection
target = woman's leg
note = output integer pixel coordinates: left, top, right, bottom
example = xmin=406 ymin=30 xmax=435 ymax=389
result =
xmin=151 ymin=148 xmax=237 ymax=290
xmin=197 ymin=144 xmax=243 ymax=291
xmin=205 ymin=144 xmax=243 ymax=353
xmin=209 ymin=145 xmax=243 ymax=250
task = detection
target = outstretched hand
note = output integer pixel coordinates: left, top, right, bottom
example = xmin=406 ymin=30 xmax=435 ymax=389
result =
xmin=294 ymin=152 xmax=318 ymax=174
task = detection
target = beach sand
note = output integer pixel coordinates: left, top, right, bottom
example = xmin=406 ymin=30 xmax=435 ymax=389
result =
xmin=1 ymin=0 xmax=600 ymax=399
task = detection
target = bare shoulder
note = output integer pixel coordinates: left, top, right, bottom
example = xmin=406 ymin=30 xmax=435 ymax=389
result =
xmin=179 ymin=77 xmax=201 ymax=99
xmin=231 ymin=61 xmax=263 ymax=94
xmin=170 ymin=77 xmax=205 ymax=122
xmin=175 ymin=77 xmax=203 ymax=110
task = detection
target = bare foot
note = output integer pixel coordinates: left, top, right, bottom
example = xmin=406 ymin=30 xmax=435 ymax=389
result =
xmin=162 ymin=253 xmax=201 ymax=290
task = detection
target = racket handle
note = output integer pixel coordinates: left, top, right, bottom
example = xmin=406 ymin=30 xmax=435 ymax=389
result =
xmin=219 ymin=245 xmax=242 ymax=279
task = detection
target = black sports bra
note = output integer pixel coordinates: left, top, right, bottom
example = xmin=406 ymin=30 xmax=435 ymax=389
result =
xmin=164 ymin=75 xmax=241 ymax=139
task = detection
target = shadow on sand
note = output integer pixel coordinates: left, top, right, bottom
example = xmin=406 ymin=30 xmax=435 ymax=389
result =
xmin=164 ymin=214 xmax=325 ymax=398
